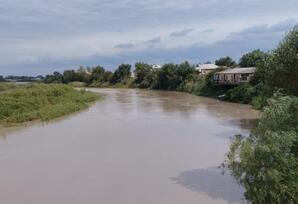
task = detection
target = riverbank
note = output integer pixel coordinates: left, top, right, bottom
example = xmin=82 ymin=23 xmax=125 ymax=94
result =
xmin=0 ymin=83 xmax=101 ymax=126
xmin=0 ymin=83 xmax=19 ymax=93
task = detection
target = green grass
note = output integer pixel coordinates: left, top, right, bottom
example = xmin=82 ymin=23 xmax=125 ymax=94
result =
xmin=0 ymin=83 xmax=18 ymax=93
xmin=0 ymin=83 xmax=100 ymax=125
xmin=68 ymin=81 xmax=87 ymax=87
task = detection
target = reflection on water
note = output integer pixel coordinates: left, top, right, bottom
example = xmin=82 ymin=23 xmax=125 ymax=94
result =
xmin=171 ymin=167 xmax=244 ymax=204
xmin=0 ymin=89 xmax=259 ymax=204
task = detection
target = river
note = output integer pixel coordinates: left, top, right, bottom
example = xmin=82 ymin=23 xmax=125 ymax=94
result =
xmin=0 ymin=89 xmax=260 ymax=204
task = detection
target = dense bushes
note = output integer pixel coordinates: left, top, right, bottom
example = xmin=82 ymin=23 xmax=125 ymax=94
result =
xmin=215 ymin=56 xmax=236 ymax=67
xmin=44 ymin=64 xmax=132 ymax=88
xmin=224 ymin=84 xmax=257 ymax=103
xmin=257 ymin=26 xmax=298 ymax=96
xmin=225 ymin=26 xmax=298 ymax=203
xmin=0 ymin=84 xmax=100 ymax=124
xmin=226 ymin=94 xmax=298 ymax=203
xmin=134 ymin=61 xmax=197 ymax=91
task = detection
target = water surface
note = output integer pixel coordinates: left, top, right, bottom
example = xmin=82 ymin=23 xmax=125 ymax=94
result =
xmin=0 ymin=89 xmax=259 ymax=204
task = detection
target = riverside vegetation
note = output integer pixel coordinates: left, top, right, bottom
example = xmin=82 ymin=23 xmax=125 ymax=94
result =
xmin=224 ymin=27 xmax=298 ymax=203
xmin=0 ymin=83 xmax=100 ymax=125
xmin=43 ymin=28 xmax=297 ymax=110
xmin=44 ymin=26 xmax=298 ymax=203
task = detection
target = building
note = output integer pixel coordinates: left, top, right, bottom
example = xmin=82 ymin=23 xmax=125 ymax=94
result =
xmin=152 ymin=64 xmax=162 ymax=69
xmin=195 ymin=63 xmax=219 ymax=75
xmin=213 ymin=67 xmax=256 ymax=85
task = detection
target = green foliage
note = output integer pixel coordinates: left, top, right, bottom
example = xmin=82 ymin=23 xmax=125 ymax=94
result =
xmin=224 ymin=84 xmax=257 ymax=104
xmin=215 ymin=56 xmax=236 ymax=67
xmin=44 ymin=65 xmax=113 ymax=87
xmin=155 ymin=63 xmax=178 ymax=90
xmin=226 ymin=94 xmax=298 ymax=203
xmin=134 ymin=62 xmax=154 ymax=88
xmin=259 ymin=26 xmax=298 ymax=96
xmin=90 ymin=66 xmax=105 ymax=83
xmin=0 ymin=83 xmax=18 ymax=92
xmin=251 ymin=95 xmax=268 ymax=110
xmin=0 ymin=84 xmax=100 ymax=124
xmin=62 ymin=70 xmax=78 ymax=83
xmin=111 ymin=64 xmax=132 ymax=84
xmin=239 ymin=49 xmax=268 ymax=67
xmin=154 ymin=61 xmax=195 ymax=90
xmin=68 ymin=81 xmax=87 ymax=87
xmin=44 ymin=71 xmax=63 ymax=83
xmin=177 ymin=73 xmax=204 ymax=94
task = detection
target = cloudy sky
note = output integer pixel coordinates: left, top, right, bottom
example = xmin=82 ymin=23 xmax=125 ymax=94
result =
xmin=1 ymin=0 xmax=298 ymax=75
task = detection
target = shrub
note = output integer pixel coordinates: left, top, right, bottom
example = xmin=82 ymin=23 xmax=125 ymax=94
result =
xmin=226 ymin=94 xmax=298 ymax=203
xmin=0 ymin=84 xmax=100 ymax=124
xmin=224 ymin=84 xmax=257 ymax=104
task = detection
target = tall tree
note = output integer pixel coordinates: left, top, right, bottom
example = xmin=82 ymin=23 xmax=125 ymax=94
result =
xmin=44 ymin=71 xmax=63 ymax=83
xmin=239 ymin=49 xmax=268 ymax=67
xmin=91 ymin=66 xmax=105 ymax=83
xmin=62 ymin=70 xmax=77 ymax=83
xmin=262 ymin=26 xmax=298 ymax=96
xmin=111 ymin=64 xmax=131 ymax=84
xmin=157 ymin=63 xmax=179 ymax=90
xmin=134 ymin=62 xmax=153 ymax=88
xmin=215 ymin=56 xmax=236 ymax=67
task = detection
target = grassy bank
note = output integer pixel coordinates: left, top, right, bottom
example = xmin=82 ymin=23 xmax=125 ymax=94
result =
xmin=0 ymin=83 xmax=100 ymax=125
xmin=0 ymin=83 xmax=18 ymax=93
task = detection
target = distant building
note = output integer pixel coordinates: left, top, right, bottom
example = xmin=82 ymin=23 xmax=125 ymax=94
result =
xmin=195 ymin=63 xmax=219 ymax=75
xmin=213 ymin=67 xmax=256 ymax=85
xmin=152 ymin=64 xmax=162 ymax=69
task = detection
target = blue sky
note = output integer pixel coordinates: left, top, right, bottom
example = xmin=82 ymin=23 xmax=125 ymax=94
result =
xmin=0 ymin=0 xmax=298 ymax=75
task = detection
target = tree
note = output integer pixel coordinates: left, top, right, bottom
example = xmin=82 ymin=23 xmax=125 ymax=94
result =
xmin=44 ymin=71 xmax=63 ymax=83
xmin=134 ymin=63 xmax=152 ymax=83
xmin=239 ymin=49 xmax=268 ymax=67
xmin=62 ymin=70 xmax=77 ymax=83
xmin=134 ymin=62 xmax=154 ymax=88
xmin=261 ymin=26 xmax=298 ymax=96
xmin=0 ymin=75 xmax=4 ymax=81
xmin=91 ymin=66 xmax=105 ymax=83
xmin=176 ymin=61 xmax=195 ymax=82
xmin=111 ymin=64 xmax=131 ymax=84
xmin=226 ymin=94 xmax=298 ymax=203
xmin=156 ymin=63 xmax=179 ymax=90
xmin=215 ymin=56 xmax=236 ymax=67
xmin=76 ymin=66 xmax=91 ymax=83
xmin=103 ymin=71 xmax=113 ymax=82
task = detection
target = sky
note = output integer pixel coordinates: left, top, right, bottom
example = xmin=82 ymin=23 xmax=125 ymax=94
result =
xmin=0 ymin=0 xmax=298 ymax=76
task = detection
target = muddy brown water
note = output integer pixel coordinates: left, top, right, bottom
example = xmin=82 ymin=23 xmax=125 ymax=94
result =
xmin=0 ymin=89 xmax=260 ymax=204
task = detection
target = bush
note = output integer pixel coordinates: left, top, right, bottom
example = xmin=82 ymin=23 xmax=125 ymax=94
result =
xmin=251 ymin=96 xmax=267 ymax=109
xmin=226 ymin=94 xmax=298 ymax=203
xmin=0 ymin=84 xmax=100 ymax=124
xmin=0 ymin=83 xmax=18 ymax=92
xmin=224 ymin=84 xmax=257 ymax=104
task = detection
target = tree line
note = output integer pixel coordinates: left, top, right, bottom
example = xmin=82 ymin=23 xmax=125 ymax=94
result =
xmin=44 ymin=48 xmax=274 ymax=106
xmin=44 ymin=64 xmax=132 ymax=87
